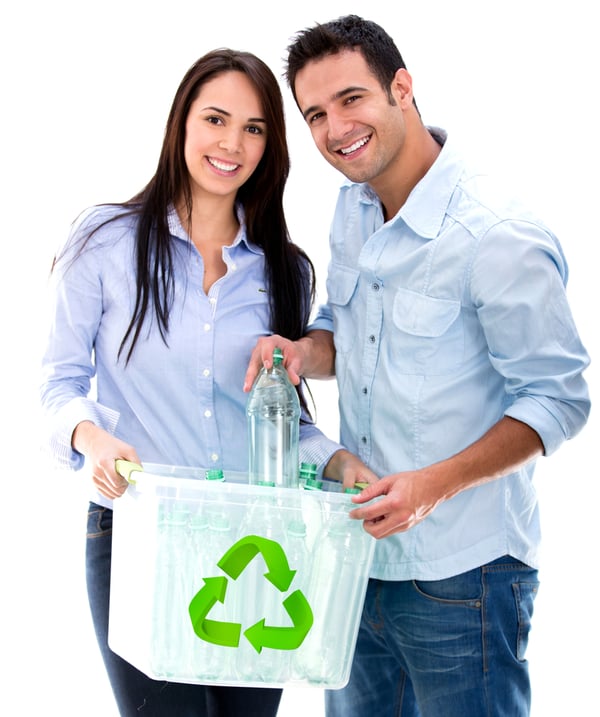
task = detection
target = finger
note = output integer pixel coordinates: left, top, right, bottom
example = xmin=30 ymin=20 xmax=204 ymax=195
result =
xmin=350 ymin=479 xmax=387 ymax=504
xmin=349 ymin=504 xmax=385 ymax=521
xmin=243 ymin=347 xmax=264 ymax=392
xmin=362 ymin=515 xmax=410 ymax=539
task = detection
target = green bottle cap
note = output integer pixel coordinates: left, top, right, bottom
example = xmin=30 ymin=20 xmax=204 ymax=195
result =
xmin=287 ymin=519 xmax=307 ymax=537
xmin=303 ymin=477 xmax=323 ymax=491
xmin=205 ymin=469 xmax=225 ymax=481
xmin=299 ymin=462 xmax=318 ymax=477
xmin=273 ymin=347 xmax=283 ymax=365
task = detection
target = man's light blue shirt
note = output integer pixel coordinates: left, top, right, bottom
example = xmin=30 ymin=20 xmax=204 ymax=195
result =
xmin=310 ymin=130 xmax=591 ymax=580
xmin=41 ymin=205 xmax=341 ymax=508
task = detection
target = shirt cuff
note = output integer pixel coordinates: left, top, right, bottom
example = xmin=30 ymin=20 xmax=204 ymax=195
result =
xmin=42 ymin=397 xmax=120 ymax=470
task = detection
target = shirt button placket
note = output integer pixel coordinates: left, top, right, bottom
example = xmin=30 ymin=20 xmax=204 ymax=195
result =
xmin=358 ymin=278 xmax=382 ymax=462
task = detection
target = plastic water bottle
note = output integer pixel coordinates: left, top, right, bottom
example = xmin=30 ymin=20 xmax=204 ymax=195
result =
xmin=151 ymin=507 xmax=191 ymax=677
xmin=247 ymin=347 xmax=300 ymax=488
xmin=295 ymin=494 xmax=369 ymax=685
xmin=195 ymin=510 xmax=237 ymax=681
xmin=282 ymin=518 xmax=311 ymax=681
xmin=188 ymin=467 xmax=238 ymax=681
xmin=235 ymin=484 xmax=289 ymax=682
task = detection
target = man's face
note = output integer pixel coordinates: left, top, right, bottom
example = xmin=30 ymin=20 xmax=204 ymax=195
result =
xmin=294 ymin=49 xmax=409 ymax=189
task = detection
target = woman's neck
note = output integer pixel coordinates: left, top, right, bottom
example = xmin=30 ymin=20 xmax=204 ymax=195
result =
xmin=176 ymin=196 xmax=240 ymax=293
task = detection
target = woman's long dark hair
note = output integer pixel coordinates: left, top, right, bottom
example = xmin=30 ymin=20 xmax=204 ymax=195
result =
xmin=61 ymin=49 xmax=315 ymax=365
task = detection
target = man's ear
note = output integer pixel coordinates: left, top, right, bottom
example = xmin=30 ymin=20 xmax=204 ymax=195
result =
xmin=390 ymin=68 xmax=414 ymax=109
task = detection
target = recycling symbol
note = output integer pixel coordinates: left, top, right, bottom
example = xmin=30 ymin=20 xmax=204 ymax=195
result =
xmin=188 ymin=534 xmax=314 ymax=653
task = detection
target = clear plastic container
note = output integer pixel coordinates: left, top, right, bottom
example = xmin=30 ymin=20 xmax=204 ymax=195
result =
xmin=108 ymin=466 xmax=375 ymax=688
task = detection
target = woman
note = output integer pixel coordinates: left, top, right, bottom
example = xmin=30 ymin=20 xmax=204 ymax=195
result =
xmin=40 ymin=49 xmax=374 ymax=716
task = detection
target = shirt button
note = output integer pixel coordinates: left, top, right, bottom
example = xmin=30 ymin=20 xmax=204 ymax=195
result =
xmin=203 ymin=368 xmax=211 ymax=377
xmin=204 ymin=323 xmax=211 ymax=332
xmin=368 ymin=335 xmax=376 ymax=343
xmin=362 ymin=387 xmax=368 ymax=394
xmin=372 ymin=283 xmax=380 ymax=291
xmin=210 ymin=453 xmax=219 ymax=462
xmin=361 ymin=436 xmax=367 ymax=444
xmin=204 ymin=409 xmax=212 ymax=418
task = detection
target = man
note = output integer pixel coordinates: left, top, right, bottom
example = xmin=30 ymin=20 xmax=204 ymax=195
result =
xmin=245 ymin=15 xmax=591 ymax=717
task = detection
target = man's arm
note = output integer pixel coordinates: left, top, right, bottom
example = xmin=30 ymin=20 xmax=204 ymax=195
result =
xmin=349 ymin=416 xmax=544 ymax=538
xmin=243 ymin=329 xmax=335 ymax=391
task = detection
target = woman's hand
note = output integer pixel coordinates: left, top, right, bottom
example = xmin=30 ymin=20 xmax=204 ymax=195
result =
xmin=72 ymin=421 xmax=141 ymax=499
xmin=243 ymin=330 xmax=336 ymax=391
xmin=323 ymin=449 xmax=379 ymax=492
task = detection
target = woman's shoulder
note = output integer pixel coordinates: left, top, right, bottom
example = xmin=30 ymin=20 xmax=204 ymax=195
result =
xmin=71 ymin=203 xmax=139 ymax=240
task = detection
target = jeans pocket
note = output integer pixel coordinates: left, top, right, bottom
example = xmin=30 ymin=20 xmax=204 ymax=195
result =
xmin=86 ymin=502 xmax=113 ymax=538
xmin=413 ymin=565 xmax=482 ymax=605
xmin=512 ymin=580 xmax=539 ymax=661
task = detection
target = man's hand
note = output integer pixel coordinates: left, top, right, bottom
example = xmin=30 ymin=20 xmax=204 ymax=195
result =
xmin=72 ymin=421 xmax=141 ymax=499
xmin=348 ymin=417 xmax=544 ymax=539
xmin=348 ymin=467 xmax=445 ymax=539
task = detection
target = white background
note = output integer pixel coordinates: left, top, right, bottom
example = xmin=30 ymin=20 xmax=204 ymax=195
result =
xmin=1 ymin=1 xmax=597 ymax=714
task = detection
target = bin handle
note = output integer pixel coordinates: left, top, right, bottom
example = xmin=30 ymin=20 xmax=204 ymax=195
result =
xmin=115 ymin=459 xmax=144 ymax=484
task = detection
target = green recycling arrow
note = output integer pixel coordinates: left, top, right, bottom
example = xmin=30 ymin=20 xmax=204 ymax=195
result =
xmin=244 ymin=589 xmax=314 ymax=653
xmin=217 ymin=535 xmax=296 ymax=592
xmin=188 ymin=576 xmax=242 ymax=647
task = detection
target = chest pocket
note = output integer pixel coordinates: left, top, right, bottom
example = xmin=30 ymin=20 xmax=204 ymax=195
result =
xmin=326 ymin=264 xmax=360 ymax=354
xmin=391 ymin=287 xmax=463 ymax=374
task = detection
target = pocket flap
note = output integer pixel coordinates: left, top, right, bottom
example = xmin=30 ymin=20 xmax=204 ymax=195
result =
xmin=393 ymin=287 xmax=460 ymax=337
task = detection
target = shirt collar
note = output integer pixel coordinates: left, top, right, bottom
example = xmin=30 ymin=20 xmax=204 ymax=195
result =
xmin=355 ymin=127 xmax=464 ymax=239
xmin=166 ymin=203 xmax=262 ymax=255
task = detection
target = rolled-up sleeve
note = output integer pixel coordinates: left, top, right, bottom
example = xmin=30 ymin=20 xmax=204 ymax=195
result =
xmin=472 ymin=218 xmax=591 ymax=455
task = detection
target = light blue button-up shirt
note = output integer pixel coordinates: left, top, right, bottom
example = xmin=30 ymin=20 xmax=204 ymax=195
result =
xmin=310 ymin=129 xmax=591 ymax=580
xmin=40 ymin=205 xmax=341 ymax=509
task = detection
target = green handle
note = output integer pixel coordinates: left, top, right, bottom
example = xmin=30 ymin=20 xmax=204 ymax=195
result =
xmin=115 ymin=459 xmax=144 ymax=484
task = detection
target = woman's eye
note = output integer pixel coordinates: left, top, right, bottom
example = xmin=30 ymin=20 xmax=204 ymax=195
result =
xmin=247 ymin=125 xmax=263 ymax=135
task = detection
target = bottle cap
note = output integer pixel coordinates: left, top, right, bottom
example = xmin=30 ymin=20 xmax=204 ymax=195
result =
xmin=287 ymin=519 xmax=307 ymax=537
xmin=209 ymin=513 xmax=231 ymax=531
xmin=303 ymin=477 xmax=323 ymax=491
xmin=272 ymin=347 xmax=284 ymax=365
xmin=299 ymin=462 xmax=318 ymax=477
xmin=189 ymin=514 xmax=208 ymax=531
xmin=205 ymin=469 xmax=225 ymax=481
xmin=258 ymin=480 xmax=276 ymax=487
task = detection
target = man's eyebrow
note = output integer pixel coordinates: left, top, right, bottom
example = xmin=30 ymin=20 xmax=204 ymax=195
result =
xmin=301 ymin=86 xmax=369 ymax=121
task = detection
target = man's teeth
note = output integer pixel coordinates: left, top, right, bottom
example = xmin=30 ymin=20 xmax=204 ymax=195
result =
xmin=209 ymin=157 xmax=239 ymax=171
xmin=340 ymin=137 xmax=369 ymax=155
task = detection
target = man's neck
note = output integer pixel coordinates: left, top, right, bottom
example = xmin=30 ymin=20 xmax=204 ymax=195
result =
xmin=372 ymin=124 xmax=442 ymax=221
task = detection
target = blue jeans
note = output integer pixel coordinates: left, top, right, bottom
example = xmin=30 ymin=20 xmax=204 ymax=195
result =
xmin=86 ymin=503 xmax=282 ymax=716
xmin=325 ymin=556 xmax=539 ymax=717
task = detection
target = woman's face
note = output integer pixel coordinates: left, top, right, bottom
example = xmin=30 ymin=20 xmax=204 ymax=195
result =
xmin=184 ymin=70 xmax=268 ymax=202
